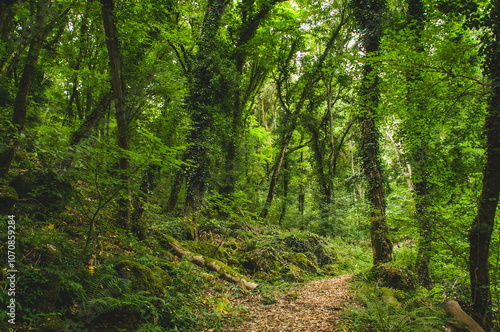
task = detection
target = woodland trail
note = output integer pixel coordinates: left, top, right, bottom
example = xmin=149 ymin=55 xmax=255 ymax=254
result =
xmin=224 ymin=274 xmax=355 ymax=332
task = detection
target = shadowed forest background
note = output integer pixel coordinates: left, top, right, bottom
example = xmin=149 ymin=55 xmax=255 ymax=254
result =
xmin=1 ymin=0 xmax=500 ymax=331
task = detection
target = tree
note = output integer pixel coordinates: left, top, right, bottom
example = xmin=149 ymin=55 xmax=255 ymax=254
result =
xmin=352 ymin=0 xmax=394 ymax=264
xmin=0 ymin=1 xmax=50 ymax=178
xmin=469 ymin=0 xmax=500 ymax=328
xmin=100 ymin=0 xmax=131 ymax=227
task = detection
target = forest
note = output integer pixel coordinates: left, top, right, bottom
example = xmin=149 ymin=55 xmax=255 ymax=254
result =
xmin=1 ymin=0 xmax=500 ymax=331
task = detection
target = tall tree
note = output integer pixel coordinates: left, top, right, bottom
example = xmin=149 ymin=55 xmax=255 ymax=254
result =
xmin=183 ymin=0 xmax=231 ymax=212
xmin=352 ymin=0 xmax=394 ymax=264
xmin=220 ymin=0 xmax=287 ymax=197
xmin=0 ymin=1 xmax=49 ymax=178
xmin=100 ymin=0 xmax=131 ymax=227
xmin=469 ymin=0 xmax=500 ymax=328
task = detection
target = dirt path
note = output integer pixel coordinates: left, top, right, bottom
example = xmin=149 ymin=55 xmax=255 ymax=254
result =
xmin=225 ymin=274 xmax=355 ymax=332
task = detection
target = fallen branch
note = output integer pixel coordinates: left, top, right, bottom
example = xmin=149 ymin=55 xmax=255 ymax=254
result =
xmin=445 ymin=300 xmax=485 ymax=332
xmin=161 ymin=234 xmax=259 ymax=291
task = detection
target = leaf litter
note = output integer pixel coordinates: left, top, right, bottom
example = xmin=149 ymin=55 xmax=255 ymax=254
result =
xmin=222 ymin=274 xmax=355 ymax=332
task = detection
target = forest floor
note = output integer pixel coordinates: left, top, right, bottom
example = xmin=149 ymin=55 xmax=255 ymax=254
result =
xmin=221 ymin=274 xmax=355 ymax=332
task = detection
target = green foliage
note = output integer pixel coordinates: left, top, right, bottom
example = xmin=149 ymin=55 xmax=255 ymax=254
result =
xmin=344 ymin=285 xmax=445 ymax=332
xmin=2 ymin=0 xmax=500 ymax=329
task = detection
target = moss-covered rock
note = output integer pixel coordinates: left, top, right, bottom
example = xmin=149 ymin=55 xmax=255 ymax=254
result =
xmin=114 ymin=260 xmax=171 ymax=297
xmin=283 ymin=233 xmax=336 ymax=266
xmin=281 ymin=264 xmax=305 ymax=282
xmin=369 ymin=263 xmax=417 ymax=291
xmin=291 ymin=253 xmax=318 ymax=273
xmin=241 ymin=245 xmax=282 ymax=274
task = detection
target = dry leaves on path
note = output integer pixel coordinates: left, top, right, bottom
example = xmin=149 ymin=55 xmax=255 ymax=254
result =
xmin=224 ymin=274 xmax=355 ymax=332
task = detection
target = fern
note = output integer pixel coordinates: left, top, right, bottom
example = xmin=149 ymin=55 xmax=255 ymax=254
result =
xmin=345 ymin=290 xmax=443 ymax=332
xmin=85 ymin=291 xmax=166 ymax=324
xmin=83 ymin=265 xmax=132 ymax=302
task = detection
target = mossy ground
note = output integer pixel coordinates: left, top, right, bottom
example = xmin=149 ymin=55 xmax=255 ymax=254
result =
xmin=0 ymin=209 xmax=348 ymax=331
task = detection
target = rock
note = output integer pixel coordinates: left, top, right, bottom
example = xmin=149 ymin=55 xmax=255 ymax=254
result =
xmin=291 ymin=252 xmax=318 ymax=273
xmin=281 ymin=264 xmax=305 ymax=282
xmin=114 ymin=260 xmax=171 ymax=297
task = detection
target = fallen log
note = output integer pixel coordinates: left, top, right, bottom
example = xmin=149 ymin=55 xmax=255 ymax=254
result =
xmin=445 ymin=300 xmax=485 ymax=332
xmin=162 ymin=235 xmax=259 ymax=291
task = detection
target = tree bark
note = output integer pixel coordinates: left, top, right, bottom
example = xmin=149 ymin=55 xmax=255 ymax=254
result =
xmin=468 ymin=1 xmax=500 ymax=330
xmin=445 ymin=301 xmax=485 ymax=332
xmin=70 ymin=94 xmax=112 ymax=147
xmin=182 ymin=0 xmax=230 ymax=212
xmin=353 ymin=0 xmax=394 ymax=265
xmin=100 ymin=0 xmax=131 ymax=228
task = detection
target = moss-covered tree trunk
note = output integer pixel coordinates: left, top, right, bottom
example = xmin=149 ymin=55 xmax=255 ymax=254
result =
xmin=180 ymin=0 xmax=230 ymax=212
xmin=469 ymin=1 xmax=500 ymax=327
xmin=353 ymin=0 xmax=394 ymax=265
xmin=162 ymin=235 xmax=259 ymax=291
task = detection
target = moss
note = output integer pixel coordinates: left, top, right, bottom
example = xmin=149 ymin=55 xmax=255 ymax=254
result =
xmin=291 ymin=253 xmax=318 ymax=273
xmin=184 ymin=240 xmax=231 ymax=263
xmin=369 ymin=263 xmax=417 ymax=291
xmin=152 ymin=266 xmax=173 ymax=285
xmin=281 ymin=264 xmax=305 ymax=282
xmin=38 ymin=315 xmax=66 ymax=332
xmin=114 ymin=260 xmax=170 ymax=297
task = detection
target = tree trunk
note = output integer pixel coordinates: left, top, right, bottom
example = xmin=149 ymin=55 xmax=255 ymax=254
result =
xmin=260 ymin=130 xmax=292 ymax=219
xmin=100 ymin=0 xmax=131 ymax=228
xmin=278 ymin=158 xmax=289 ymax=224
xmin=307 ymin=120 xmax=333 ymax=215
xmin=469 ymin=64 xmax=500 ymax=332
xmin=353 ymin=0 xmax=394 ymax=265
xmin=220 ymin=1 xmax=283 ymax=196
xmin=468 ymin=1 xmax=500 ymax=330
xmin=183 ymin=0 xmax=230 ymax=212
xmin=69 ymin=94 xmax=112 ymax=147
xmin=445 ymin=301 xmax=486 ymax=332
xmin=161 ymin=234 xmax=259 ymax=291
xmin=165 ymin=169 xmax=184 ymax=212
xmin=0 ymin=1 xmax=48 ymax=178
xmin=131 ymin=164 xmax=160 ymax=239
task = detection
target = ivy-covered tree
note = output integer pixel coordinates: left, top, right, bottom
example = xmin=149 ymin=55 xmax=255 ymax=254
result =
xmin=352 ymin=0 xmax=394 ymax=265
xmin=469 ymin=0 xmax=500 ymax=328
